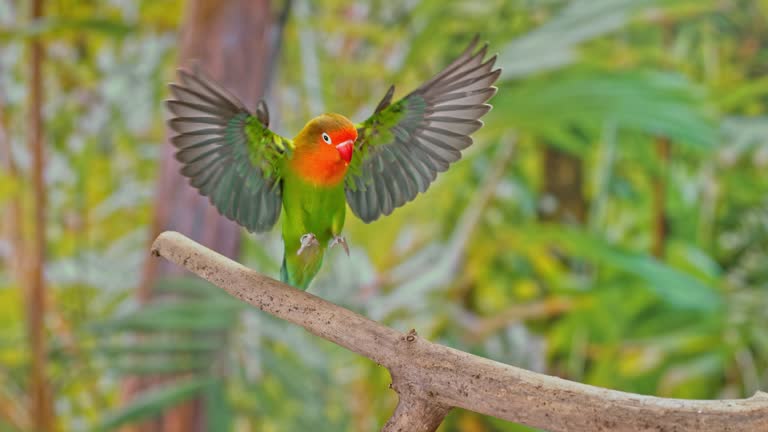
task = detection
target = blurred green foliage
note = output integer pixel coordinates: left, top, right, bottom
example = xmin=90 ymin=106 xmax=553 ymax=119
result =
xmin=1 ymin=0 xmax=767 ymax=430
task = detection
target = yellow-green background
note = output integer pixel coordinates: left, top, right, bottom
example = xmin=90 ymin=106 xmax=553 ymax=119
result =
xmin=1 ymin=0 xmax=767 ymax=430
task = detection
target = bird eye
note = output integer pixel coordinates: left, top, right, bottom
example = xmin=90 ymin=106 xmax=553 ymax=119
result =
xmin=322 ymin=132 xmax=332 ymax=144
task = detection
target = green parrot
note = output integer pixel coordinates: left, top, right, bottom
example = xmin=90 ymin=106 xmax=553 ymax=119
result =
xmin=166 ymin=36 xmax=499 ymax=289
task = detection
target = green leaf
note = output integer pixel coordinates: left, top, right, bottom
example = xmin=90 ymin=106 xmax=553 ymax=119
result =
xmin=498 ymin=0 xmax=660 ymax=78
xmin=518 ymin=226 xmax=722 ymax=311
xmin=95 ymin=378 xmax=212 ymax=431
xmin=152 ymin=276 xmax=236 ymax=300
xmin=491 ymin=69 xmax=717 ymax=150
xmin=204 ymin=379 xmax=233 ymax=432
xmin=98 ymin=339 xmax=221 ymax=356
xmin=0 ymin=18 xmax=135 ymax=41
xmin=110 ymin=361 xmax=209 ymax=376
xmin=98 ymin=299 xmax=243 ymax=333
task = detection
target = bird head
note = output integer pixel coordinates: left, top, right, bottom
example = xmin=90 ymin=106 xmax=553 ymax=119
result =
xmin=298 ymin=113 xmax=358 ymax=165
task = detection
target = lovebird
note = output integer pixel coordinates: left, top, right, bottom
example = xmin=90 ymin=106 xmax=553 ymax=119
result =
xmin=166 ymin=36 xmax=499 ymax=289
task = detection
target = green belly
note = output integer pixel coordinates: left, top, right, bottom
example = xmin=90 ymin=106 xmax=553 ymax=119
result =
xmin=279 ymin=176 xmax=346 ymax=289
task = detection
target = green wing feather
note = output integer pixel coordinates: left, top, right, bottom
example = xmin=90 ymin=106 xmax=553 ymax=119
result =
xmin=166 ymin=67 xmax=292 ymax=232
xmin=346 ymin=36 xmax=500 ymax=223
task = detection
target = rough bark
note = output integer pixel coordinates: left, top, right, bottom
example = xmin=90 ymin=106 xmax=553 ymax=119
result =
xmin=151 ymin=231 xmax=768 ymax=432
xmin=382 ymin=378 xmax=451 ymax=432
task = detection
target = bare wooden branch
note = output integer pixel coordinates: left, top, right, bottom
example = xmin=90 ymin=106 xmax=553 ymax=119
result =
xmin=382 ymin=385 xmax=450 ymax=432
xmin=151 ymin=231 xmax=768 ymax=432
xmin=27 ymin=0 xmax=55 ymax=429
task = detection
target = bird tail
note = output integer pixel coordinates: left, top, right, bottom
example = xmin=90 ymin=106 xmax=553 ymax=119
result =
xmin=280 ymin=255 xmax=290 ymax=285
xmin=280 ymin=251 xmax=323 ymax=291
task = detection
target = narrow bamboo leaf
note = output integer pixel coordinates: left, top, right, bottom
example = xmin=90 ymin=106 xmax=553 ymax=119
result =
xmin=0 ymin=18 xmax=135 ymax=41
xmin=153 ymin=276 xmax=237 ymax=300
xmin=110 ymin=361 xmax=209 ymax=376
xmin=97 ymin=299 xmax=243 ymax=333
xmin=491 ymin=69 xmax=717 ymax=149
xmin=95 ymin=378 xmax=211 ymax=431
xmin=498 ymin=0 xmax=659 ymax=77
xmin=98 ymin=339 xmax=220 ymax=356
xmin=204 ymin=379 xmax=233 ymax=432
xmin=518 ymin=226 xmax=722 ymax=311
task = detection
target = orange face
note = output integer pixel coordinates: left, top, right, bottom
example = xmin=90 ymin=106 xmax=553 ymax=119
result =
xmin=290 ymin=113 xmax=358 ymax=186
xmin=319 ymin=126 xmax=357 ymax=164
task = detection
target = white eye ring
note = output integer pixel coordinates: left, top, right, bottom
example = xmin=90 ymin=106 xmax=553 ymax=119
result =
xmin=322 ymin=132 xmax=332 ymax=144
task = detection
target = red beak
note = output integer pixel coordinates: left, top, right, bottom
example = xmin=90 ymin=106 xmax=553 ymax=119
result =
xmin=336 ymin=139 xmax=354 ymax=164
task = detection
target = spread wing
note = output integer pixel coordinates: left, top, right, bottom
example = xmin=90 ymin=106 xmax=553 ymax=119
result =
xmin=345 ymin=36 xmax=500 ymax=223
xmin=166 ymin=67 xmax=292 ymax=232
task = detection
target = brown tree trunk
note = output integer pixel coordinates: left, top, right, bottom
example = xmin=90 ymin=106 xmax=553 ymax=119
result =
xmin=26 ymin=0 xmax=55 ymax=430
xmin=140 ymin=0 xmax=279 ymax=297
xmin=123 ymin=1 xmax=283 ymax=431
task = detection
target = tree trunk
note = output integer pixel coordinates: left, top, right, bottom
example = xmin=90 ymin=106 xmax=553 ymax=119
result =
xmin=123 ymin=1 xmax=283 ymax=431
xmin=27 ymin=0 xmax=55 ymax=430
xmin=141 ymin=0 xmax=279 ymax=296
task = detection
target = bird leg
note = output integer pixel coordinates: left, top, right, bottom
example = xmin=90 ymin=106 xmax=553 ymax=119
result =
xmin=297 ymin=233 xmax=319 ymax=256
xmin=329 ymin=235 xmax=349 ymax=256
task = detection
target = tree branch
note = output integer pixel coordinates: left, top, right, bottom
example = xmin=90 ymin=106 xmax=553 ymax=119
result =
xmin=151 ymin=231 xmax=768 ymax=432
xmin=383 ymin=377 xmax=451 ymax=432
xmin=27 ymin=0 xmax=54 ymax=429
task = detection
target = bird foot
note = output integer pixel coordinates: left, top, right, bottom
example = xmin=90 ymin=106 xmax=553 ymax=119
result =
xmin=329 ymin=235 xmax=349 ymax=256
xmin=297 ymin=233 xmax=319 ymax=256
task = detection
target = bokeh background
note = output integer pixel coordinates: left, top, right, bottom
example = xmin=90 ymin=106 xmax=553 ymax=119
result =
xmin=1 ymin=0 xmax=767 ymax=431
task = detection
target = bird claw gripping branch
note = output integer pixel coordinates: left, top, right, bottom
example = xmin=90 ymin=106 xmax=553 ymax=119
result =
xmin=297 ymin=233 xmax=320 ymax=256
xmin=329 ymin=235 xmax=350 ymax=256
